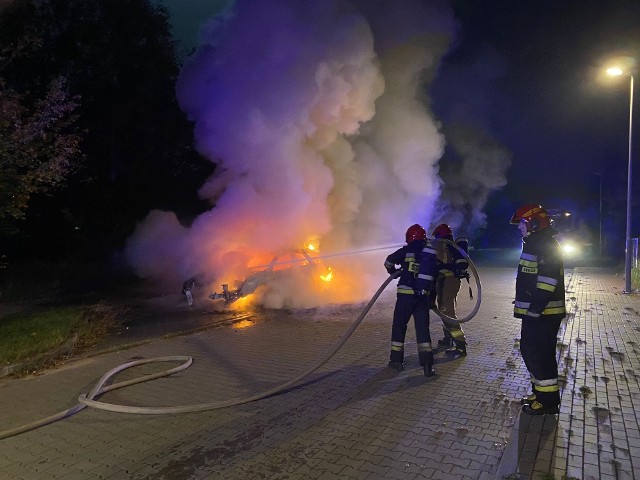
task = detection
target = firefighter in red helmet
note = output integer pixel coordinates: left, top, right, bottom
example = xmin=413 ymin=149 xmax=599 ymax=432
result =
xmin=384 ymin=224 xmax=438 ymax=377
xmin=510 ymin=204 xmax=566 ymax=415
xmin=431 ymin=223 xmax=469 ymax=358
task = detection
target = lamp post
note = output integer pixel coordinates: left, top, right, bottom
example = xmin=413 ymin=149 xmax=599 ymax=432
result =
xmin=592 ymin=171 xmax=603 ymax=258
xmin=606 ymin=67 xmax=634 ymax=293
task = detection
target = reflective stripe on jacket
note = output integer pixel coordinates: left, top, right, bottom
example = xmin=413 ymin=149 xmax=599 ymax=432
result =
xmin=514 ymin=228 xmax=566 ymax=320
xmin=385 ymin=240 xmax=437 ymax=295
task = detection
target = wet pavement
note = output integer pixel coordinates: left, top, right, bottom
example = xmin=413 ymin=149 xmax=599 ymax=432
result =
xmin=0 ymin=267 xmax=639 ymax=479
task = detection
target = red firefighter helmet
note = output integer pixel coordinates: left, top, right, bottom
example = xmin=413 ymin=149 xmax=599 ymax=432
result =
xmin=432 ymin=223 xmax=453 ymax=238
xmin=510 ymin=204 xmax=551 ymax=232
xmin=405 ymin=224 xmax=426 ymax=243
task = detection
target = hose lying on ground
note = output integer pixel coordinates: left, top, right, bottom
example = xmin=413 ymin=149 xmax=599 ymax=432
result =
xmin=1 ymin=249 xmax=482 ymax=440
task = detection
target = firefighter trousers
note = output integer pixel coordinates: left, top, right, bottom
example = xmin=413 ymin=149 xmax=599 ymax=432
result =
xmin=520 ymin=315 xmax=563 ymax=407
xmin=436 ymin=276 xmax=465 ymax=346
xmin=390 ymin=294 xmax=433 ymax=366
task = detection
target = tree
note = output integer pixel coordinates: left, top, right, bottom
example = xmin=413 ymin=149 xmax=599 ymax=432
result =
xmin=0 ymin=0 xmax=212 ymax=260
xmin=0 ymin=76 xmax=82 ymax=234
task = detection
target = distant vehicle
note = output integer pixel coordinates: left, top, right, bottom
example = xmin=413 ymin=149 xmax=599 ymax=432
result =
xmin=547 ymin=209 xmax=594 ymax=260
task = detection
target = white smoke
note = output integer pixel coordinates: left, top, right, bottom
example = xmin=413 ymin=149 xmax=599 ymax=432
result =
xmin=125 ymin=0 xmax=456 ymax=307
xmin=436 ymin=123 xmax=512 ymax=234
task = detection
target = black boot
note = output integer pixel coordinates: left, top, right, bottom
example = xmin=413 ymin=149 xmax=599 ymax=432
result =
xmin=388 ymin=361 xmax=404 ymax=371
xmin=522 ymin=400 xmax=559 ymax=415
xmin=421 ymin=351 xmax=435 ymax=377
xmin=424 ymin=362 xmax=435 ymax=377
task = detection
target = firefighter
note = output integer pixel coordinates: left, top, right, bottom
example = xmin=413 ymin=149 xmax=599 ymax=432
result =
xmin=510 ymin=204 xmax=566 ymax=415
xmin=384 ymin=224 xmax=438 ymax=377
xmin=432 ymin=224 xmax=469 ymax=358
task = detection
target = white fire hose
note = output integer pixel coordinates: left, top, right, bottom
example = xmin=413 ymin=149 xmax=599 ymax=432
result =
xmin=431 ymin=238 xmax=482 ymax=324
xmin=0 ymin=240 xmax=480 ymax=440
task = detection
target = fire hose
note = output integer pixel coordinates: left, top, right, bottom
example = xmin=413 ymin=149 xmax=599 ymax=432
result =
xmin=431 ymin=238 xmax=482 ymax=324
xmin=0 ymin=240 xmax=480 ymax=440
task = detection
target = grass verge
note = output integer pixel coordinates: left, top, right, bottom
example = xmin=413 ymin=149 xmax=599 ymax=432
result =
xmin=0 ymin=303 xmax=122 ymax=369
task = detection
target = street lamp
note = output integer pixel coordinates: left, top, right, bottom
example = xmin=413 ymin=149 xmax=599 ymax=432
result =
xmin=606 ymin=66 xmax=634 ymax=293
xmin=592 ymin=172 xmax=602 ymax=258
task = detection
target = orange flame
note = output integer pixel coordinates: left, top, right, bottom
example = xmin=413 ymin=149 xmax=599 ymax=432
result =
xmin=320 ymin=267 xmax=333 ymax=282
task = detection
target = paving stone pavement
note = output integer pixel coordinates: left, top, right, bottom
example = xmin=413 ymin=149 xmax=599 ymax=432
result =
xmin=0 ymin=267 xmax=639 ymax=479
xmin=496 ymin=267 xmax=640 ymax=480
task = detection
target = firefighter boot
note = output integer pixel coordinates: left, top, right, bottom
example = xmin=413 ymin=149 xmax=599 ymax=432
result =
xmin=522 ymin=400 xmax=559 ymax=416
xmin=521 ymin=393 xmax=536 ymax=405
xmin=445 ymin=342 xmax=467 ymax=358
xmin=388 ymin=361 xmax=404 ymax=372
xmin=421 ymin=351 xmax=435 ymax=377
xmin=388 ymin=343 xmax=404 ymax=371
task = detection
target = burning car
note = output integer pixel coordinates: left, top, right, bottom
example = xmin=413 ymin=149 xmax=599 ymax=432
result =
xmin=209 ymin=248 xmax=333 ymax=304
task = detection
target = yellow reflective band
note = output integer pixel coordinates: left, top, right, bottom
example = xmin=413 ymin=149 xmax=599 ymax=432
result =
xmin=537 ymin=283 xmax=556 ymax=292
xmin=519 ymin=259 xmax=538 ymax=267
xmin=391 ymin=345 xmax=404 ymax=352
xmin=398 ymin=288 xmax=415 ymax=295
xmin=534 ymin=384 xmax=559 ymax=393
xmin=522 ymin=207 xmax=541 ymax=219
xmin=417 ymin=343 xmax=432 ymax=352
xmin=514 ymin=307 xmax=528 ymax=315
xmin=543 ymin=307 xmax=565 ymax=315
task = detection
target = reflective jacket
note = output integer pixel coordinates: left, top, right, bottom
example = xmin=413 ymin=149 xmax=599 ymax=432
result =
xmin=385 ymin=239 xmax=437 ymax=295
xmin=434 ymin=236 xmax=469 ymax=278
xmin=514 ymin=228 xmax=566 ymax=320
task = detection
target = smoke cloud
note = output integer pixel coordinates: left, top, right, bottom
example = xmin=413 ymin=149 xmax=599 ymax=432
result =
xmin=125 ymin=0 xmax=471 ymax=308
xmin=437 ymin=123 xmax=512 ymax=231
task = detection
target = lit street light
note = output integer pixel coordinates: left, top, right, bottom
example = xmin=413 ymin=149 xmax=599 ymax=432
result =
xmin=606 ymin=66 xmax=634 ymax=293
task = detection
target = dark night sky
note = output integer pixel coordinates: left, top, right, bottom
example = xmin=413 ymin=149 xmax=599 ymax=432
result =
xmin=158 ymin=0 xmax=640 ymax=253
xmin=431 ymin=0 xmax=640 ymax=249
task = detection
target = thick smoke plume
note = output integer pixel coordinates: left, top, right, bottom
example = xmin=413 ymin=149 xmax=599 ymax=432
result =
xmin=125 ymin=0 xmax=458 ymax=308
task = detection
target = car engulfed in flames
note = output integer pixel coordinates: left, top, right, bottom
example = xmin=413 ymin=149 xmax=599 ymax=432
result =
xmin=209 ymin=246 xmax=334 ymax=305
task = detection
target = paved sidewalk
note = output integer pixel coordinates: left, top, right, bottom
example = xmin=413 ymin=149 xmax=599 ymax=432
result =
xmin=496 ymin=268 xmax=640 ymax=480
xmin=0 ymin=267 xmax=639 ymax=479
